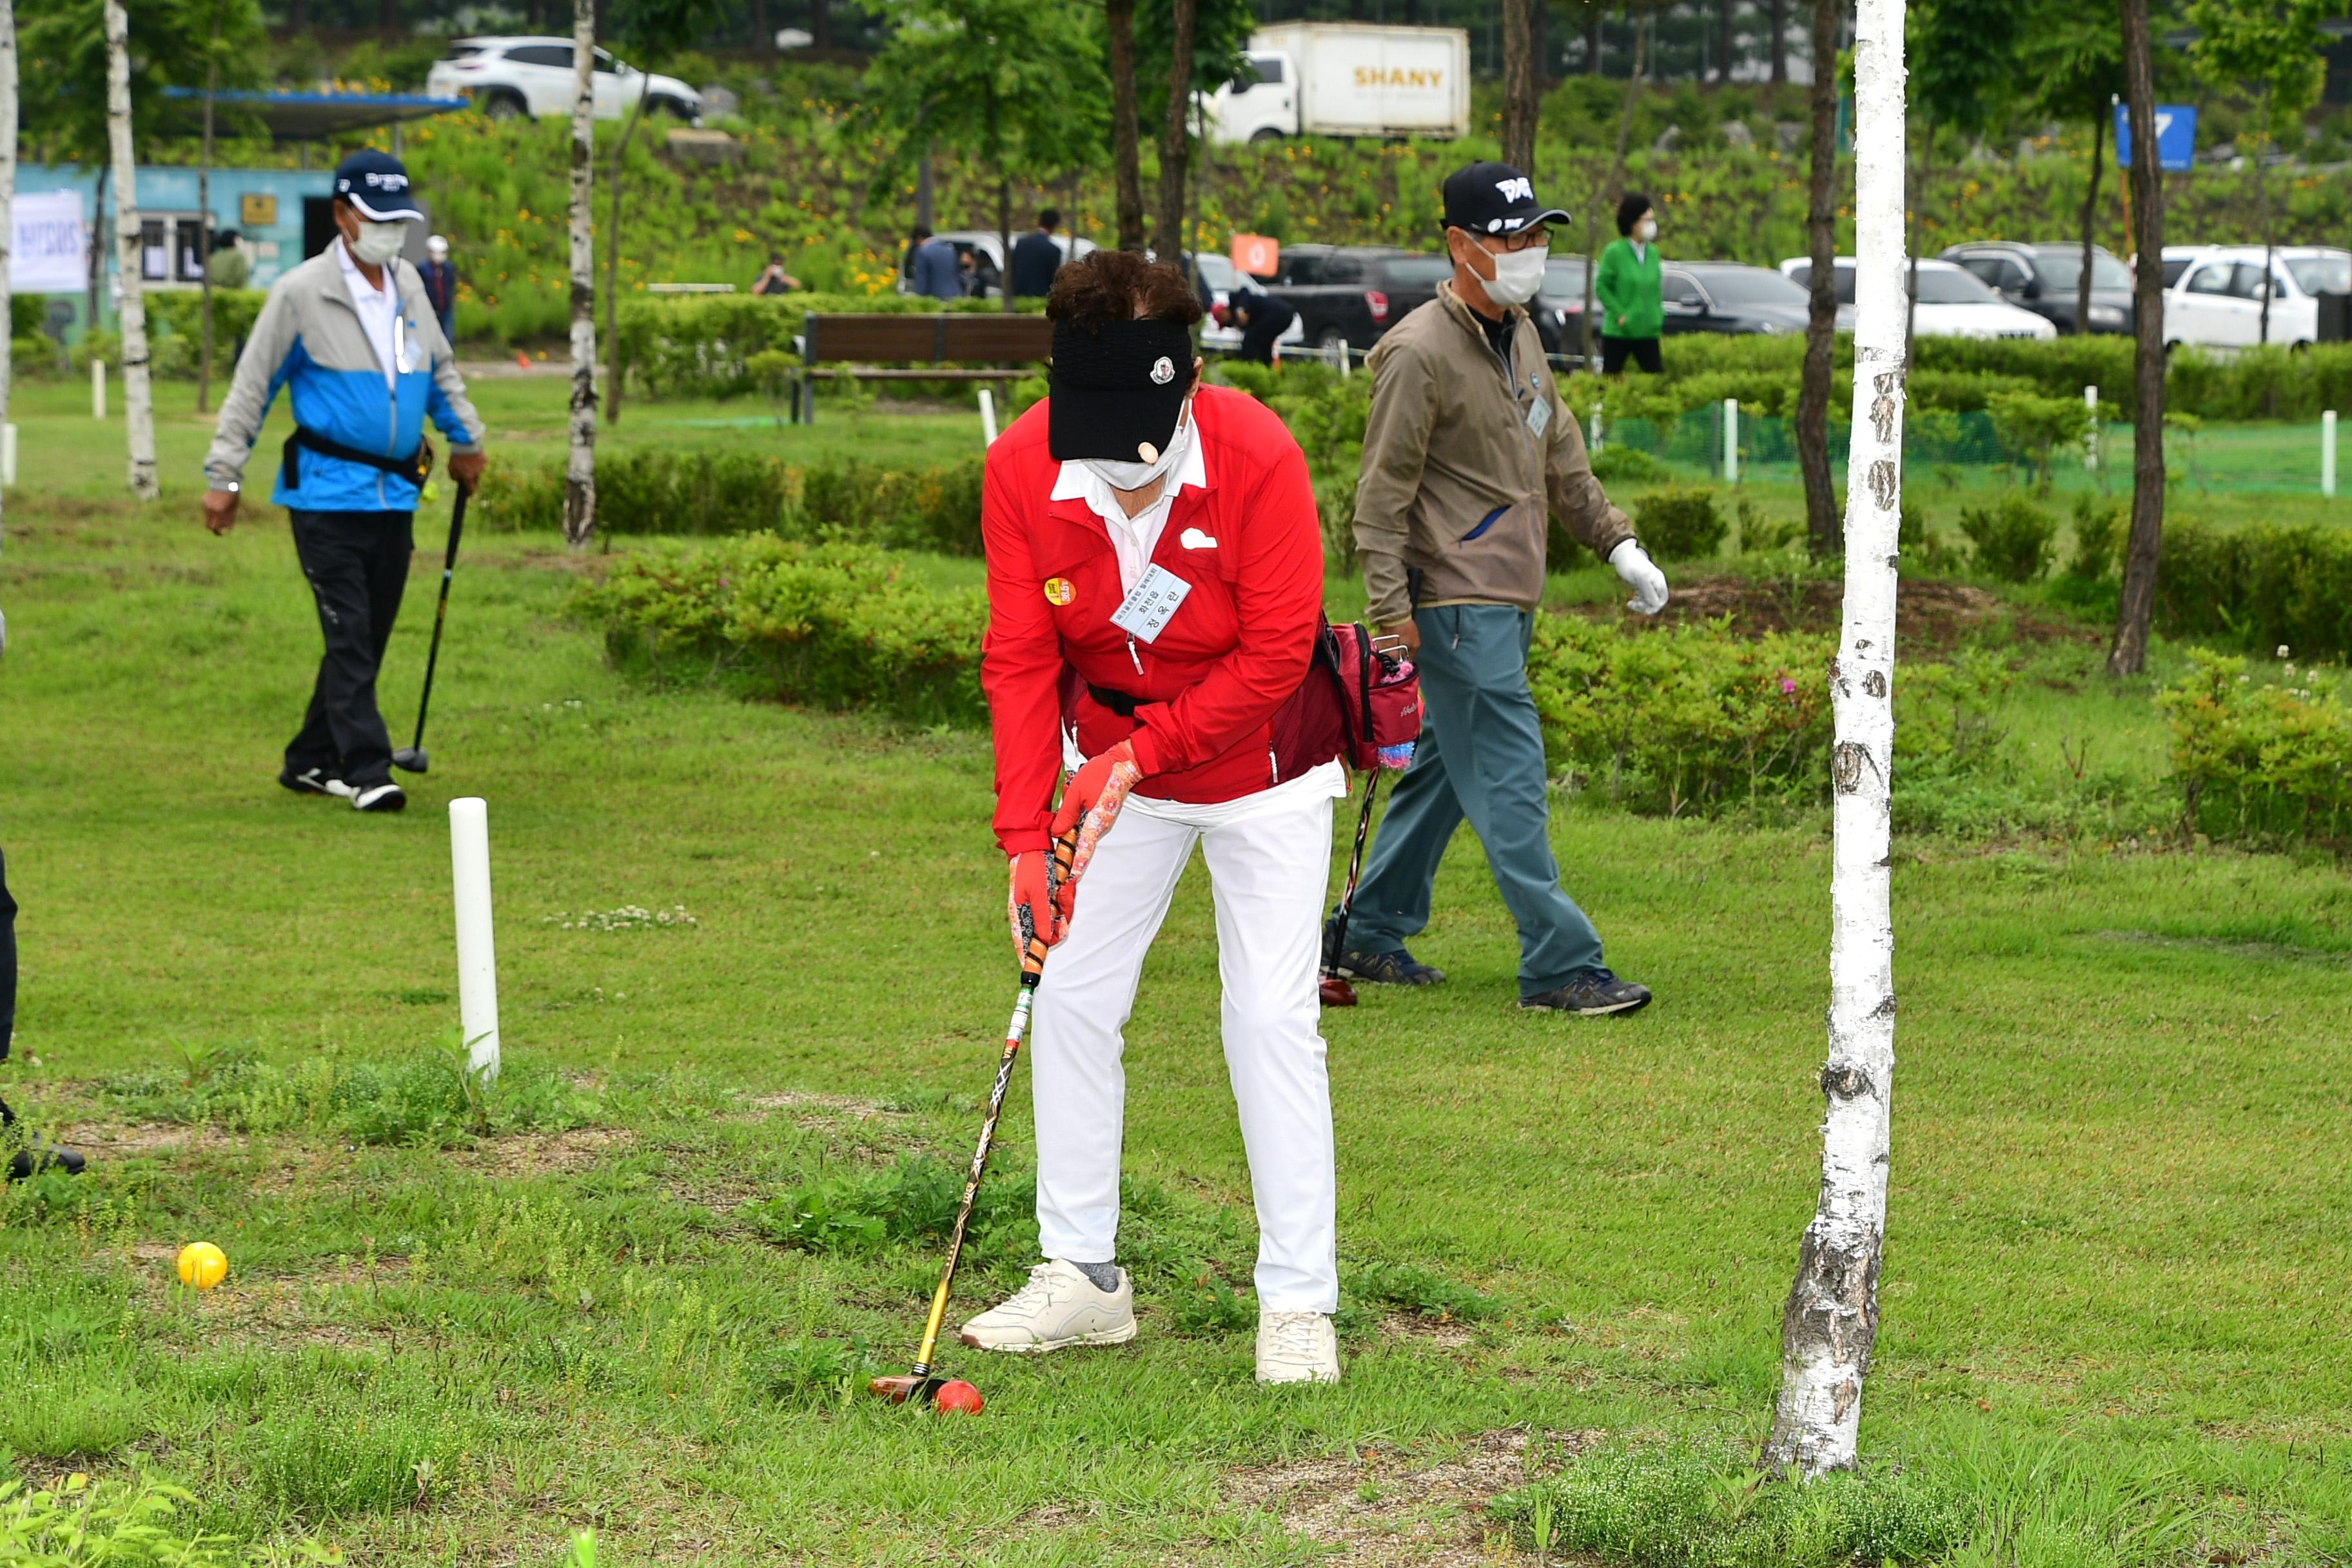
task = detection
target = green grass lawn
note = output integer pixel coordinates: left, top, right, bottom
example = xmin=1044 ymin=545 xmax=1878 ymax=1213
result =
xmin=3 ymin=389 xmax=2350 ymax=1564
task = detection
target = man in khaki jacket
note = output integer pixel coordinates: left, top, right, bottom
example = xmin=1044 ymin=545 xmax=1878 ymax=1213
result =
xmin=1328 ymin=162 xmax=1670 ymax=1015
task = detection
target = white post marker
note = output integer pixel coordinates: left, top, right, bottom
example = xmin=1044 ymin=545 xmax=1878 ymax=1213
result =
xmin=2084 ymin=384 xmax=2100 ymax=471
xmin=1589 ymin=402 xmax=1604 ymax=455
xmin=92 ymin=358 xmax=106 ymax=420
xmin=449 ymin=797 xmax=502 ymax=1083
xmin=3 ymin=425 xmax=16 ymax=489
xmin=2324 ymin=409 xmax=2337 ymax=498
xmin=1723 ymin=397 xmax=1740 ymax=484
xmin=977 ymin=387 xmax=998 ymax=448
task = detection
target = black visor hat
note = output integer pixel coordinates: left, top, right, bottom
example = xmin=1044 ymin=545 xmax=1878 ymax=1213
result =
xmin=1048 ymin=318 xmax=1195 ymax=463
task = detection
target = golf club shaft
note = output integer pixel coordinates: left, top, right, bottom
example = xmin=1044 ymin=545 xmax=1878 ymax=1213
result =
xmin=408 ymin=486 xmax=469 ymax=752
xmin=906 ymin=830 xmax=1079 ymax=1378
xmin=1324 ymin=770 xmax=1382 ymax=974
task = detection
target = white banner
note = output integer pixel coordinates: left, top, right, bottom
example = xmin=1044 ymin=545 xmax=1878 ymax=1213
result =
xmin=14 ymin=188 xmax=90 ymax=294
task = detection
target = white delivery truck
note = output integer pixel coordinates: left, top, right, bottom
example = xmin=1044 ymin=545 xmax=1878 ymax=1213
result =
xmin=1204 ymin=23 xmax=1471 ymax=145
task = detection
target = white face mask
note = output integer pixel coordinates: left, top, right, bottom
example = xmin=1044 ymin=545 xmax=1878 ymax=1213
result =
xmin=1083 ymin=400 xmax=1191 ymax=492
xmin=1478 ymin=241 xmax=1550 ymax=308
xmin=1636 ymin=219 xmax=1659 ymax=244
xmin=350 ymin=221 xmax=407 ymax=266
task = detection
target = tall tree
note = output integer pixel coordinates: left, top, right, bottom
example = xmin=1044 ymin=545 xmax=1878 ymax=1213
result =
xmin=1107 ymin=0 xmax=1146 ymax=249
xmin=565 ymin=0 xmax=596 ymax=547
xmin=2185 ymin=0 xmax=2338 ymax=345
xmin=1910 ymin=0 xmax=2020 ymax=350
xmin=1503 ymin=0 xmax=1538 ymax=169
xmin=2108 ymin=0 xmax=2166 ymax=676
xmin=1139 ymin=0 xmax=1253 ymax=257
xmin=103 ymin=0 xmax=154 ymax=500
xmin=1796 ymin=0 xmax=1838 ymax=558
xmin=1769 ymin=0 xmax=1787 ymax=81
xmin=2027 ymin=6 xmax=2125 ymax=337
xmin=1 ymin=0 xmax=14 ymax=555
xmin=1153 ymin=0 xmax=1197 ymax=262
xmin=1585 ymin=2 xmax=1603 ymax=74
xmin=188 ymin=0 xmax=263 ymax=415
xmin=1713 ymin=0 xmax=1735 ymax=81
xmin=857 ymin=0 xmax=1108 ymax=291
xmin=1579 ymin=10 xmax=1647 ymax=368
xmin=602 ymin=0 xmax=725 ymax=424
xmin=1763 ymin=0 xmax=1906 ymax=1476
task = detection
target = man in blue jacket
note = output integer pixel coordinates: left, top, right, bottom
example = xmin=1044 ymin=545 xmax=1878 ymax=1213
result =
xmin=201 ymin=152 xmax=487 ymax=814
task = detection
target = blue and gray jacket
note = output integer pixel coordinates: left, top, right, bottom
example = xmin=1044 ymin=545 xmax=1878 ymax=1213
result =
xmin=205 ymin=245 xmax=485 ymax=513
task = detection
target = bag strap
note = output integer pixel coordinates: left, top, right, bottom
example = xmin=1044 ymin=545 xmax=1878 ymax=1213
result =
xmin=281 ymin=425 xmax=433 ymax=491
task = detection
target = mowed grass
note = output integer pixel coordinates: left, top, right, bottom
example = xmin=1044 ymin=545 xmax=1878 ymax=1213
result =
xmin=2 ymin=389 xmax=2351 ymax=1563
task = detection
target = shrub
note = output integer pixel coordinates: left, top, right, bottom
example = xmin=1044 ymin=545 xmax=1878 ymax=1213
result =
xmin=144 ymin=288 xmax=268 ymax=377
xmin=2159 ymin=648 xmax=2352 ymax=844
xmin=1632 ymin=486 xmax=1728 ymax=561
xmin=568 ymin=536 xmax=986 ymax=723
xmin=2065 ymin=492 xmax=2124 ymax=580
xmin=2153 ymin=516 xmax=2352 ymax=662
xmin=614 ymin=292 xmax=1037 ymax=400
xmin=1590 ymin=444 xmax=1663 ymax=485
xmin=1736 ymin=494 xmax=1802 ymax=554
xmin=1956 ymin=493 xmax=2057 ymax=582
xmin=1527 ymin=613 xmax=1834 ymax=816
xmin=1986 ymin=389 xmax=2093 ymax=488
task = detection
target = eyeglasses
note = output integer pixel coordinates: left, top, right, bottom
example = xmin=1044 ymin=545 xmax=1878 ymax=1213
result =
xmin=1459 ymin=226 xmax=1549 ymax=255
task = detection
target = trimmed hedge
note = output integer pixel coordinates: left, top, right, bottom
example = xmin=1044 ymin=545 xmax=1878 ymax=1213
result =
xmin=475 ymin=449 xmax=983 ymax=553
xmin=2153 ymin=516 xmax=2352 ymax=662
xmin=614 ymin=292 xmax=1043 ymax=401
xmin=568 ymin=537 xmax=986 ymax=724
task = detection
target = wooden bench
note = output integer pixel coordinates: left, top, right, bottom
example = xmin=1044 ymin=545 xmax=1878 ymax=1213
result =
xmin=796 ymin=312 xmax=1054 ymax=424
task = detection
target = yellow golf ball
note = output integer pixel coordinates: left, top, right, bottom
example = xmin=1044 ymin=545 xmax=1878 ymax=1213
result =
xmin=176 ymin=1242 xmax=228 ymax=1290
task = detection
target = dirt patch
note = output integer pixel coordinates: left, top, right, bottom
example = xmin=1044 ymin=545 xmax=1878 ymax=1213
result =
xmin=451 ymin=1126 xmax=632 ymax=1177
xmin=1213 ymin=1427 xmax=1596 ymax=1565
xmin=1378 ymin=1312 xmax=1477 ymax=1350
xmin=48 ymin=1120 xmax=244 ymax=1161
xmin=1563 ymin=574 xmax=2097 ymax=654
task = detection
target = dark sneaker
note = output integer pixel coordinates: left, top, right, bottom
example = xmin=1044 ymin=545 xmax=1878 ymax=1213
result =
xmin=343 ymin=779 xmax=407 ymax=813
xmin=1521 ymin=968 xmax=1652 ymax=1016
xmin=279 ymin=764 xmax=342 ymax=796
xmin=7 ymin=1143 xmax=87 ymax=1181
xmin=1325 ymin=917 xmax=1446 ymax=986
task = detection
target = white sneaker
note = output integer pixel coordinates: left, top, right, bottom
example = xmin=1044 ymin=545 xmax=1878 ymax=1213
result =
xmin=958 ymin=1260 xmax=1137 ymax=1354
xmin=1256 ymin=1310 xmax=1341 ymax=1384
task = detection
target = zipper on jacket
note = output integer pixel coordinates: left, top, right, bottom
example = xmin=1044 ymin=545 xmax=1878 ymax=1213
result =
xmin=1126 ymin=635 xmax=1143 ymax=676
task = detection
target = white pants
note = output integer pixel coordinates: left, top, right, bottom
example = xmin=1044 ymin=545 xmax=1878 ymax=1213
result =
xmin=1030 ymin=765 xmax=1344 ymax=1312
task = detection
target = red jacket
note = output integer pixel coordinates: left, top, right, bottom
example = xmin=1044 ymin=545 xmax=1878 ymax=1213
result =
xmin=981 ymin=383 xmax=1328 ymax=858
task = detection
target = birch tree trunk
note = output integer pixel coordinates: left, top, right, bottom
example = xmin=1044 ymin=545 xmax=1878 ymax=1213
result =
xmin=0 ymin=0 xmax=14 ymax=550
xmin=1763 ymin=0 xmax=1906 ymax=1480
xmin=198 ymin=55 xmax=216 ymax=414
xmin=563 ymin=0 xmax=596 ymax=548
xmin=104 ymin=0 xmax=157 ymax=500
xmin=1796 ymin=0 xmax=1840 ymax=558
xmin=2108 ymin=0 xmax=2165 ymax=677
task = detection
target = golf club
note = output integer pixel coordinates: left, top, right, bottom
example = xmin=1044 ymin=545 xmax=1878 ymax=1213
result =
xmin=1318 ymin=769 xmax=1384 ymax=1008
xmin=391 ymin=484 xmax=469 ymax=774
xmin=870 ymin=829 xmax=1079 ymax=1411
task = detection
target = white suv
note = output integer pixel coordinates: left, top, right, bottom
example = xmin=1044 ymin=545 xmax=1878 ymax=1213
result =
xmin=2160 ymin=245 xmax=2351 ymax=350
xmin=426 ymin=38 xmax=703 ymax=123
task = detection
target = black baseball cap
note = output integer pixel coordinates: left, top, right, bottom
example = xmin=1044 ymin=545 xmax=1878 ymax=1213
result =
xmin=1442 ymin=161 xmax=1569 ymax=239
xmin=334 ymin=150 xmax=424 ymax=222
xmin=1047 ymin=318 xmax=1195 ymax=464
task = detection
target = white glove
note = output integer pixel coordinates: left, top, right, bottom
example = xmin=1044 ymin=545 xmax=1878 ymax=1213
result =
xmin=1610 ymin=539 xmax=1670 ymax=616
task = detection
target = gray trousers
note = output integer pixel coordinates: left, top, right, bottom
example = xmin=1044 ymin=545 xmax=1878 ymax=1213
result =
xmin=1342 ymin=604 xmax=1606 ymax=996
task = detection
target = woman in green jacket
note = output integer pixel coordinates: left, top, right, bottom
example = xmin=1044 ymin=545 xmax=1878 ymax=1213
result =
xmin=1594 ymin=192 xmax=1663 ymax=375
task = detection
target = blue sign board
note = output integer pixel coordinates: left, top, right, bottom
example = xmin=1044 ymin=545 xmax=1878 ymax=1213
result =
xmin=2113 ymin=103 xmax=2197 ymax=173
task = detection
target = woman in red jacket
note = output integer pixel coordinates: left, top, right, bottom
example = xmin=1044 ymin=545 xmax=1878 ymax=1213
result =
xmin=964 ymin=250 xmax=1346 ymax=1384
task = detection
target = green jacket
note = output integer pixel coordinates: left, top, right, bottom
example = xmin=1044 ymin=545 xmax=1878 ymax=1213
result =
xmin=1594 ymin=239 xmax=1663 ymax=340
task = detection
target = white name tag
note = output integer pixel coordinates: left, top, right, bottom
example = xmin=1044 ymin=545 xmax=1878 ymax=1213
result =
xmin=1110 ymin=563 xmax=1192 ymax=644
xmin=1525 ymin=394 xmax=1551 ymax=439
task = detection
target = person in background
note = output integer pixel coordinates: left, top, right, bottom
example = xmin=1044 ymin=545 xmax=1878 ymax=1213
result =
xmin=1327 ymin=161 xmax=1669 ymax=1017
xmin=1008 ymin=207 xmax=1064 ymax=300
xmin=906 ymin=226 xmax=963 ymax=302
xmin=0 ymin=612 xmax=88 ymax=1183
xmin=201 ymin=150 xmax=487 ymax=816
xmin=752 ymin=254 xmax=801 ymax=296
xmin=1594 ymin=193 xmax=1664 ymax=375
xmin=1230 ymin=285 xmax=1295 ymax=364
xmin=420 ymin=233 xmax=458 ymax=344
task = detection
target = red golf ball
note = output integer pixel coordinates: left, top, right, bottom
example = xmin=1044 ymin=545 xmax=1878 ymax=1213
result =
xmin=934 ymin=1380 xmax=984 ymax=1415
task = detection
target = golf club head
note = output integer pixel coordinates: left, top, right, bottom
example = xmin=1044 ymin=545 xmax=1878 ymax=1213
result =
xmin=868 ymin=1374 xmax=945 ymax=1406
xmin=391 ymin=747 xmax=429 ymax=774
xmin=1318 ymin=975 xmax=1358 ymax=1008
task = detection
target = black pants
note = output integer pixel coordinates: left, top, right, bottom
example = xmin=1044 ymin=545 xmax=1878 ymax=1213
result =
xmin=1601 ymin=334 xmax=1663 ymax=375
xmin=1 ymin=845 xmax=17 ymax=1063
xmin=286 ymin=509 xmax=414 ymax=787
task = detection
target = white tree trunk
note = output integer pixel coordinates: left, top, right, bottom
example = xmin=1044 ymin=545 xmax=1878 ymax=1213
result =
xmin=0 ymin=0 xmax=15 ymax=547
xmin=103 ymin=0 xmax=156 ymax=500
xmin=1763 ymin=0 xmax=1906 ymax=1480
xmin=563 ymin=0 xmax=596 ymax=547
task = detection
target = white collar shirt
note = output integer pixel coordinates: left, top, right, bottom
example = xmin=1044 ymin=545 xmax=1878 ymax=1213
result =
xmin=336 ymin=237 xmax=402 ymax=389
xmin=1048 ymin=418 xmax=1210 ymax=595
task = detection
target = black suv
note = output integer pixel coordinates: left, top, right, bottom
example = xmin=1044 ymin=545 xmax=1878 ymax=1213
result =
xmin=1939 ymin=242 xmax=2137 ymax=335
xmin=1266 ymin=246 xmax=1454 ymax=354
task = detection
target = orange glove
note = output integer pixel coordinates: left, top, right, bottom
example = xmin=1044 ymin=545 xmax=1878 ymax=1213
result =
xmin=1050 ymin=739 xmax=1144 ymax=923
xmin=1007 ymin=848 xmax=1064 ymax=966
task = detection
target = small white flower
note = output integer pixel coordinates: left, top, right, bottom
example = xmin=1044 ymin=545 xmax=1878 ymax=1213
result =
xmin=2277 ymin=645 xmax=2291 ymax=658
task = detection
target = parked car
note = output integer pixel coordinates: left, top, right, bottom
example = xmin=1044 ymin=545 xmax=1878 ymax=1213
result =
xmin=2159 ymin=245 xmax=2351 ymax=349
xmin=1262 ymin=246 xmax=1453 ymax=353
xmin=427 ymin=37 xmax=703 ymax=122
xmin=1532 ymin=259 xmax=1808 ymax=356
xmin=1777 ymin=257 xmax=2057 ymax=339
xmin=895 ymin=230 xmax=1099 ymax=299
xmin=1533 ymin=257 xmax=1589 ymax=355
xmin=1939 ymin=241 xmax=2135 ymax=335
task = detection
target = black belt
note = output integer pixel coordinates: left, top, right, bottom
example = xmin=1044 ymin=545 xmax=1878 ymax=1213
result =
xmin=1086 ymin=683 xmax=1142 ymax=717
xmin=282 ymin=426 xmax=432 ymax=490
